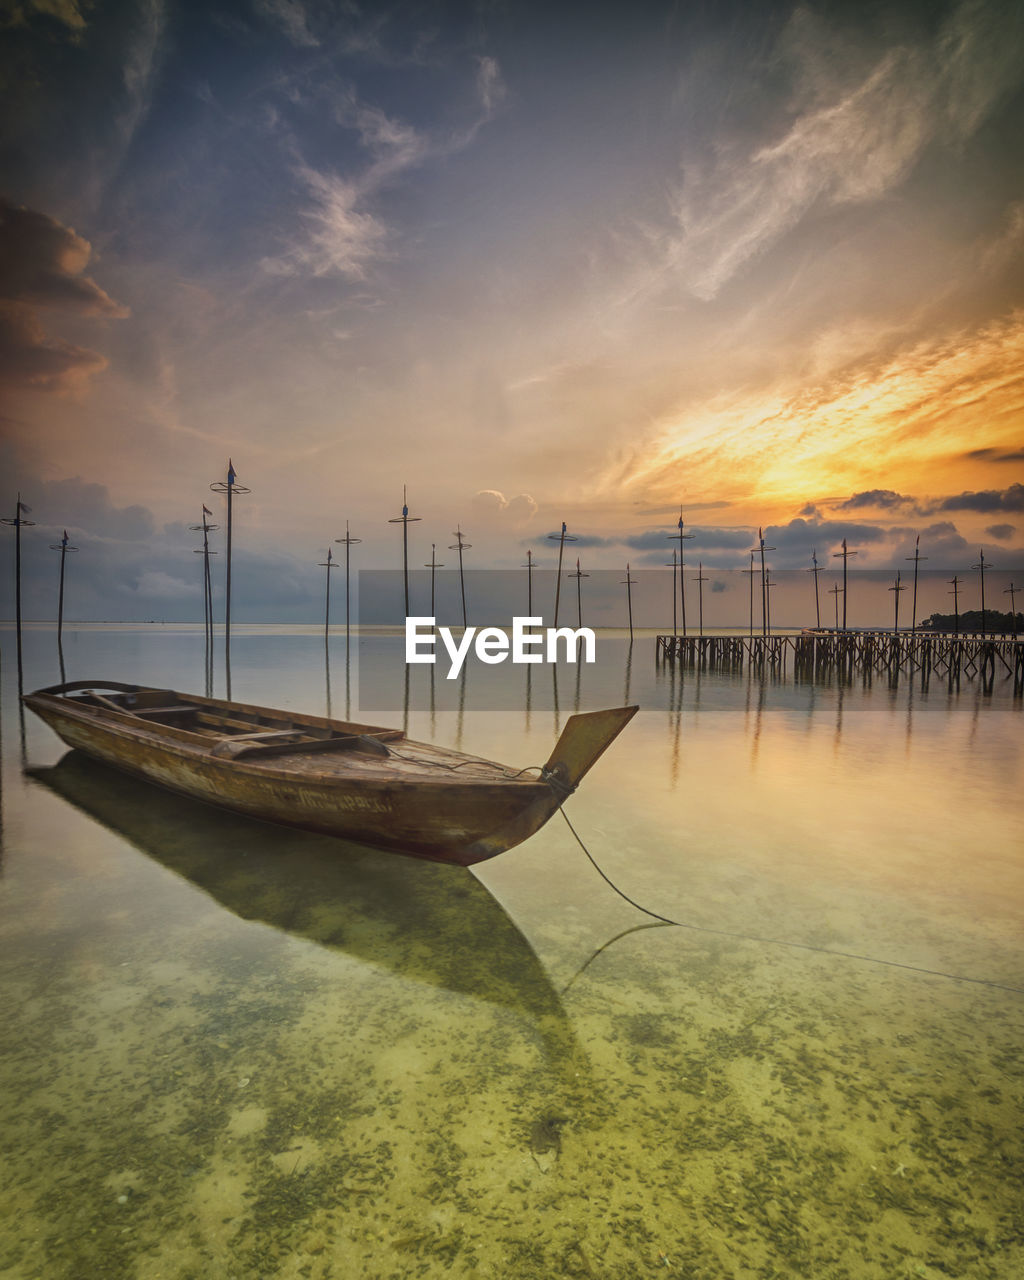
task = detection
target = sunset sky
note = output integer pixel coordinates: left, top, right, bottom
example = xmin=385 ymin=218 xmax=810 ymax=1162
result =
xmin=2 ymin=0 xmax=1023 ymax=622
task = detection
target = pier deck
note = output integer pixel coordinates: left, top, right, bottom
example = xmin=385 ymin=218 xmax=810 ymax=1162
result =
xmin=656 ymin=630 xmax=1024 ymax=692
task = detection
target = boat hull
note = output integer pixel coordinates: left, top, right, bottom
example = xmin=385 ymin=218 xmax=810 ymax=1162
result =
xmin=24 ymin=685 xmax=638 ymax=865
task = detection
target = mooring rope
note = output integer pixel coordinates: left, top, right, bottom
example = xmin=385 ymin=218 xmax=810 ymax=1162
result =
xmin=551 ymin=798 xmax=1024 ymax=996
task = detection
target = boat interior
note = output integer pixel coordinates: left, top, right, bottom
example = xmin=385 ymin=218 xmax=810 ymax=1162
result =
xmin=59 ymin=684 xmax=404 ymax=760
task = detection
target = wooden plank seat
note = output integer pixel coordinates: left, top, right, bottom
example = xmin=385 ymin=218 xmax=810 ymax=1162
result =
xmin=209 ymin=731 xmax=395 ymax=760
xmin=130 ymin=705 xmax=198 ymax=720
xmin=195 ymin=709 xmax=300 ymax=735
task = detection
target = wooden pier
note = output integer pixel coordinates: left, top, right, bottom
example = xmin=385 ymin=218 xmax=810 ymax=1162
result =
xmin=657 ymin=630 xmax=1024 ymax=693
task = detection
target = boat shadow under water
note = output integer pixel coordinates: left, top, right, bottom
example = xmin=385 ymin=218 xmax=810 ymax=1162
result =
xmin=28 ymin=750 xmax=583 ymax=1054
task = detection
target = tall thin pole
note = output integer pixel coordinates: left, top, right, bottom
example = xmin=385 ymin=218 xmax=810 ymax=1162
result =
xmin=972 ymin=549 xmax=990 ymax=635
xmin=49 ymin=529 xmax=78 ymax=649
xmin=1004 ymin=583 xmax=1019 ymax=637
xmin=548 ymin=522 xmax=576 ymax=628
xmin=568 ymin=557 xmax=588 ymax=628
xmin=388 ymin=485 xmax=421 ymax=616
xmin=948 ymin=575 xmax=961 ymax=634
xmin=906 ymin=535 xmax=927 ymax=636
xmin=621 ymin=563 xmax=636 ymax=640
xmin=746 ymin=551 xmax=756 ymax=639
xmin=693 ymin=562 xmax=708 ymax=638
xmin=889 ymin=570 xmax=905 ymax=633
xmin=448 ymin=526 xmax=472 ymax=627
xmin=335 ymin=522 xmax=361 ymax=647
xmin=668 ymin=508 xmax=696 ymax=638
xmin=209 ymin=459 xmax=250 ymax=658
xmin=191 ymin=506 xmax=219 ymax=655
xmin=424 ymin=543 xmax=444 ymax=618
xmin=318 ymin=547 xmax=337 ymax=642
xmin=2 ymin=494 xmax=35 ymax=681
xmin=833 ymin=538 xmax=857 ymax=631
xmin=665 ymin=550 xmax=678 ymax=636
xmin=809 ymin=548 xmax=822 ymax=629
xmin=829 ymin=583 xmax=842 ymax=630
xmin=750 ymin=529 xmax=775 ymax=637
xmin=522 ymin=549 xmax=535 ymax=617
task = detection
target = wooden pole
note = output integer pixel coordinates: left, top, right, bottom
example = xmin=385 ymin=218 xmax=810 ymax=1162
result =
xmin=388 ymin=485 xmax=421 ymax=616
xmin=668 ymin=508 xmax=696 ymax=638
xmin=547 ymin=522 xmax=576 ymax=628
xmin=889 ymin=570 xmax=905 ymax=633
xmin=424 ymin=543 xmax=444 ymax=618
xmin=832 ymin=538 xmax=857 ymax=631
xmin=209 ymin=460 xmax=250 ymax=677
xmin=809 ymin=548 xmax=822 ymax=629
xmin=191 ymin=507 xmax=219 ymax=656
xmin=522 ymin=549 xmax=535 ymax=617
xmin=1005 ymin=582 xmax=1019 ymax=637
xmin=745 ymin=551 xmax=756 ymax=639
xmin=568 ymin=557 xmax=588 ymax=628
xmin=621 ymin=563 xmax=636 ymax=640
xmin=448 ymin=526 xmax=472 ymax=628
xmin=665 ymin=550 xmax=678 ymax=637
xmin=49 ymin=529 xmax=78 ymax=649
xmin=335 ymin=522 xmax=362 ymax=648
xmin=318 ymin=546 xmax=337 ymax=642
xmin=905 ymin=535 xmax=927 ymax=636
xmin=829 ymin=582 xmax=842 ymax=630
xmin=750 ymin=529 xmax=775 ymax=637
xmin=971 ymin=549 xmax=989 ymax=636
xmin=693 ymin=562 xmax=708 ymax=638
xmin=2 ymin=494 xmax=35 ymax=682
xmin=948 ymin=575 xmax=961 ymax=634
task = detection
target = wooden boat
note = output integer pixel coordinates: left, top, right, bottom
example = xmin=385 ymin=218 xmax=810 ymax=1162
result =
xmin=24 ymin=680 xmax=638 ymax=866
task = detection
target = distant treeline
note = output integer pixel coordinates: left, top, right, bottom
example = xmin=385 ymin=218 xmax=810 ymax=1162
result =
xmin=921 ymin=610 xmax=1022 ymax=633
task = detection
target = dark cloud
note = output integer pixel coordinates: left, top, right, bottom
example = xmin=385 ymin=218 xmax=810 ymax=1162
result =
xmin=838 ymin=489 xmax=916 ymax=511
xmin=764 ymin=517 xmax=888 ymax=554
xmin=0 ymin=302 xmax=109 ymax=389
xmin=5 ymin=472 xmax=155 ymax=541
xmin=0 ymin=197 xmax=127 ymax=315
xmin=625 ymin=526 xmax=753 ymax=552
xmin=964 ymin=448 xmax=1024 ymax=464
xmin=986 ymin=523 xmax=1017 ymax=541
xmin=891 ymin=522 xmax=969 ymax=562
xmin=933 ymin=483 xmax=1024 ymax=513
xmin=0 ymin=197 xmax=128 ymax=392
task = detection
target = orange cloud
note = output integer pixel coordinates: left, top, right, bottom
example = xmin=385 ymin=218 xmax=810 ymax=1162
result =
xmin=601 ymin=311 xmax=1024 ymax=517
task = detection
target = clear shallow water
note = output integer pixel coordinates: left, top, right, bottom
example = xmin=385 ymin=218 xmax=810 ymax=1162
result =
xmin=1 ymin=626 xmax=1021 ymax=1279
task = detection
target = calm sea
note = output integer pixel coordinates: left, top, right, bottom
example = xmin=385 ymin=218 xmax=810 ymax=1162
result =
xmin=1 ymin=625 xmax=1021 ymax=1279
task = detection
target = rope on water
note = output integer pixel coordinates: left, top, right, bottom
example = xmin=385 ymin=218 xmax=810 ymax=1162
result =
xmin=555 ymin=802 xmax=679 ymax=927
xmin=549 ymin=791 xmax=1024 ymax=997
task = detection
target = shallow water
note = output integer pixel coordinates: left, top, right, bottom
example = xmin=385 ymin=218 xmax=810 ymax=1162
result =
xmin=1 ymin=627 xmax=1021 ymax=1279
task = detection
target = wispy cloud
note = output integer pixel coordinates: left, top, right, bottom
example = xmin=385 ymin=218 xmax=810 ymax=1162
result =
xmin=665 ymin=0 xmax=1024 ymax=300
xmin=263 ymin=166 xmax=390 ymax=280
xmin=118 ymin=0 xmax=165 ymax=148
xmin=257 ymin=0 xmax=319 ymax=49
xmin=264 ymin=56 xmax=506 ymax=281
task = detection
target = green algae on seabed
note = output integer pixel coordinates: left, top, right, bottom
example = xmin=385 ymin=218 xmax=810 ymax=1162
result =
xmin=1 ymin=830 xmax=1022 ymax=1280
